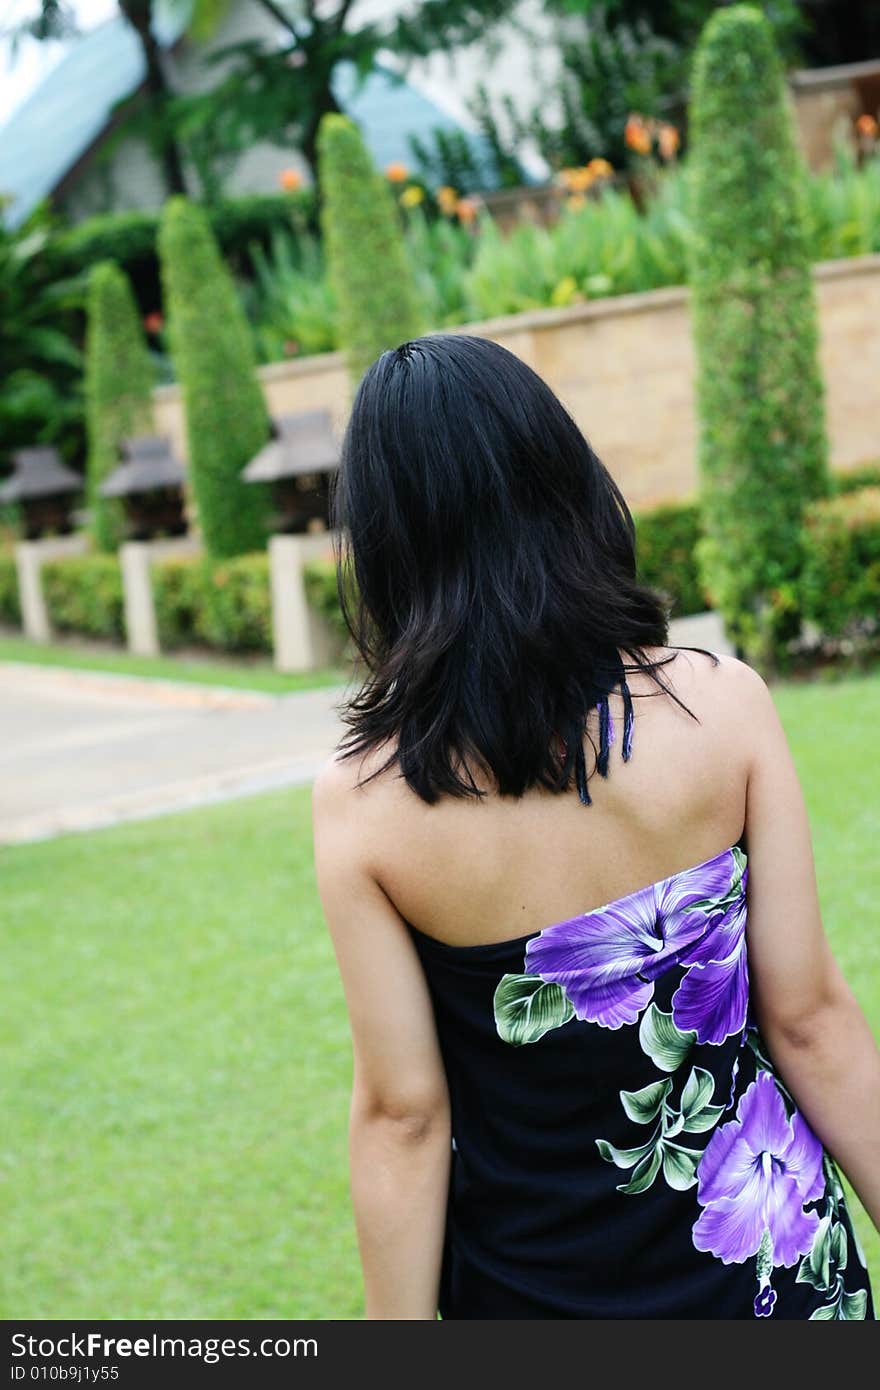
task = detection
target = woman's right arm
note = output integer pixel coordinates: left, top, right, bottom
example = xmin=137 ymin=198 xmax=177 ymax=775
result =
xmin=738 ymin=660 xmax=880 ymax=1231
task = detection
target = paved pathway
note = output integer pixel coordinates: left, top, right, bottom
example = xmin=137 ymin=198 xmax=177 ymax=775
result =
xmin=0 ymin=613 xmax=730 ymax=845
xmin=0 ymin=663 xmax=350 ymax=845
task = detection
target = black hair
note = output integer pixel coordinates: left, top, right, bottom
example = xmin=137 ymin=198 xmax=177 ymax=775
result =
xmin=329 ymin=333 xmax=718 ymax=805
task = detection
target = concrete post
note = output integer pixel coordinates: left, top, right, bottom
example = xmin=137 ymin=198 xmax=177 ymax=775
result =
xmin=14 ymin=534 xmax=88 ymax=642
xmin=269 ymin=530 xmax=342 ymax=674
xmin=120 ymin=536 xmax=201 ymax=657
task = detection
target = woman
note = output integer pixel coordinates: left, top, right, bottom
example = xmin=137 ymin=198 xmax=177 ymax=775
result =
xmin=311 ymin=334 xmax=878 ymax=1319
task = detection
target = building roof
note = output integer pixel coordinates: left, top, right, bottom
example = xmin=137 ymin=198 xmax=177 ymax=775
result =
xmin=0 ymin=6 xmax=187 ymax=229
xmin=0 ymin=7 xmax=499 ymax=230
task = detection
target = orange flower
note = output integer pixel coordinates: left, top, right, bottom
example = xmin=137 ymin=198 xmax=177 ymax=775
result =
xmin=855 ymin=113 xmax=878 ymax=138
xmin=560 ymin=166 xmax=594 ymax=193
xmin=566 ymin=193 xmax=587 ymax=212
xmin=587 ymin=157 xmax=614 ymax=179
xmin=143 ymin=311 xmax=163 ymax=334
xmin=385 ymin=161 xmax=409 ymax=182
xmin=279 ymin=167 xmax=303 ymax=191
xmin=455 ymin=196 xmax=479 ymax=225
xmin=437 ymin=185 xmax=458 ymax=215
xmin=657 ymin=124 xmax=680 ymax=161
xmin=624 ymin=113 xmax=652 ymax=156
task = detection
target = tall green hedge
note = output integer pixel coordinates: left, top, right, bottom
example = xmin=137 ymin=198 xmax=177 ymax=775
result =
xmin=84 ymin=262 xmax=155 ymax=552
xmin=158 ymin=197 xmax=271 ymax=559
xmin=317 ymin=114 xmax=426 ymax=384
xmin=688 ymin=5 xmax=831 ymax=667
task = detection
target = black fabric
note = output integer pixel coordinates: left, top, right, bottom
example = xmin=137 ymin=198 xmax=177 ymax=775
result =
xmin=410 ymin=921 xmax=874 ymax=1319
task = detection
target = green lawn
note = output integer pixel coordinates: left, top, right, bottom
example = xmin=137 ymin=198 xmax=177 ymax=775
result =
xmin=2 ymin=670 xmax=878 ymax=1318
xmin=0 ymin=632 xmax=350 ymax=695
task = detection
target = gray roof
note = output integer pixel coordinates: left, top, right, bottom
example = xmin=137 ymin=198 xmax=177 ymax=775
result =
xmin=243 ymin=411 xmax=339 ymax=483
xmin=99 ymin=435 xmax=185 ymax=497
xmin=0 ymin=446 xmax=83 ymax=501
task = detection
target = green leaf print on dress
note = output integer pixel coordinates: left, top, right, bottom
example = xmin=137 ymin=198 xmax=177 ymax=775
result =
xmin=493 ymin=973 xmax=574 ymax=1045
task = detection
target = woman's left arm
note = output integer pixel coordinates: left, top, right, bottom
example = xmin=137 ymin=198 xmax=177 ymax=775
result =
xmin=312 ymin=758 xmax=451 ymax=1320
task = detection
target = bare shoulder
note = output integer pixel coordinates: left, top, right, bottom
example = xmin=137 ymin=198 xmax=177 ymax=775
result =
xmin=648 ymin=646 xmax=773 ymax=717
xmin=311 ymin=739 xmax=400 ymax=823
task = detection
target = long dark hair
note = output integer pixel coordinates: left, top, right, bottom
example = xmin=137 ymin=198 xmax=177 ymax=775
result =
xmin=329 ymin=334 xmax=717 ymax=805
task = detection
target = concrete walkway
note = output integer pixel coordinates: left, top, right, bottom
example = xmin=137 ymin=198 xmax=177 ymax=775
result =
xmin=0 ymin=663 xmax=350 ymax=845
xmin=0 ymin=613 xmax=730 ymax=845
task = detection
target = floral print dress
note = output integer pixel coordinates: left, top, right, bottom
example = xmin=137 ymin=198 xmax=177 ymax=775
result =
xmin=406 ymin=660 xmax=874 ymax=1319
xmin=409 ymin=841 xmax=874 ymax=1319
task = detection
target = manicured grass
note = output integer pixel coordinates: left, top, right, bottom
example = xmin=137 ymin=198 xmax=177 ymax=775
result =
xmin=1 ymin=671 xmax=877 ymax=1318
xmin=0 ymin=632 xmax=350 ymax=695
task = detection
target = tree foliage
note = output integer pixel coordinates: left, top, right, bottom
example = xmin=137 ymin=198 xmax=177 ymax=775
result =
xmin=158 ymin=196 xmax=270 ymax=558
xmin=317 ymin=113 xmax=426 ymax=385
xmin=687 ymin=4 xmax=830 ymax=667
xmin=84 ymin=261 xmax=156 ymax=551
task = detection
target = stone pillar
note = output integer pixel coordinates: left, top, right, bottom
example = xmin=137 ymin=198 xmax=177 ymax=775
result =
xmin=120 ymin=535 xmax=200 ymax=657
xmin=269 ymin=530 xmax=342 ymax=674
xmin=15 ymin=534 xmax=88 ymax=642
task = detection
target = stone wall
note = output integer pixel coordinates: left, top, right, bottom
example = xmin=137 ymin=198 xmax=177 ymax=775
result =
xmin=152 ymin=254 xmax=880 ymax=514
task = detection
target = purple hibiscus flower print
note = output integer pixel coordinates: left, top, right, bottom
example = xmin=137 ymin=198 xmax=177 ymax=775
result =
xmin=692 ymin=1071 xmax=825 ymax=1267
xmin=671 ymin=885 xmax=749 ymax=1044
xmin=524 ymin=850 xmax=736 ymax=1030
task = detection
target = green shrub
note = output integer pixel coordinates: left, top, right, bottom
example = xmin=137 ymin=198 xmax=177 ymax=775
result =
xmin=84 ymin=262 xmax=155 ymax=551
xmin=303 ymin=552 xmax=355 ymax=640
xmin=317 ymin=114 xmax=426 ymax=384
xmin=0 ymin=549 xmax=21 ymax=626
xmin=197 ymin=553 xmax=272 ymax=653
xmin=634 ymin=500 xmax=706 ymax=618
xmin=686 ymin=5 xmax=831 ymax=667
xmin=158 ymin=197 xmax=271 ymax=559
xmin=151 ymin=553 xmax=207 ymax=649
xmin=800 ymin=486 xmax=880 ymax=640
xmin=152 ymin=552 xmax=272 ymax=654
xmin=832 ymin=461 xmax=880 ymax=495
xmin=42 ymin=554 xmax=124 ymax=641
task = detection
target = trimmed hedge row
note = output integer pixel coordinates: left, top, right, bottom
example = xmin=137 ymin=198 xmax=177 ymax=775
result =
xmin=32 ymin=550 xmax=271 ymax=653
xmin=0 ymin=549 xmax=21 ymax=625
xmin=42 ymin=554 xmax=125 ymax=641
xmin=5 ymin=478 xmax=878 ymax=656
xmin=801 ymin=485 xmax=880 ymax=639
xmin=152 ymin=552 xmax=272 ymax=653
xmin=634 ymin=501 xmax=705 ymax=620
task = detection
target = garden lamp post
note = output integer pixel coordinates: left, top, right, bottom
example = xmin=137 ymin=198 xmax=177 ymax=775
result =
xmin=99 ymin=435 xmax=188 ymax=540
xmin=242 ymin=410 xmax=338 ymax=534
xmin=243 ymin=409 xmax=342 ymax=674
xmin=0 ymin=447 xmax=82 ymax=540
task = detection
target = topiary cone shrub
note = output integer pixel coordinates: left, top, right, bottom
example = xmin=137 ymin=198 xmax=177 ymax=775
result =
xmin=84 ymin=261 xmax=155 ymax=552
xmin=317 ymin=113 xmax=426 ymax=386
xmin=688 ymin=4 xmax=831 ymax=669
xmin=158 ymin=197 xmax=271 ymax=560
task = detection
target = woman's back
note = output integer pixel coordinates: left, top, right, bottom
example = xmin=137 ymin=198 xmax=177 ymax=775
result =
xmin=324 ymin=646 xmax=873 ymax=1319
xmin=361 ymin=647 xmax=745 ymax=951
